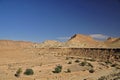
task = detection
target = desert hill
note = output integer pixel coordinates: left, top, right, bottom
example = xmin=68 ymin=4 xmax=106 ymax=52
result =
xmin=35 ymin=34 xmax=106 ymax=48
xmin=66 ymin=34 xmax=106 ymax=48
xmin=0 ymin=40 xmax=34 ymax=49
xmin=35 ymin=40 xmax=62 ymax=48
xmin=104 ymin=37 xmax=120 ymax=48
xmin=0 ymin=34 xmax=119 ymax=48
xmin=106 ymin=37 xmax=120 ymax=42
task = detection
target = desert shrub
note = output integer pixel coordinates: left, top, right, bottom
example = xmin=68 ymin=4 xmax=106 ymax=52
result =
xmin=86 ymin=58 xmax=96 ymax=62
xmin=75 ymin=59 xmax=80 ymax=63
xmin=70 ymin=57 xmax=74 ymax=59
xmin=53 ymin=65 xmax=62 ymax=73
xmin=113 ymin=77 xmax=120 ymax=80
xmin=15 ymin=68 xmax=22 ymax=77
xmin=116 ymin=66 xmax=120 ymax=69
xmin=89 ymin=69 xmax=95 ymax=73
xmin=105 ymin=61 xmax=112 ymax=64
xmin=24 ymin=69 xmax=34 ymax=75
xmin=87 ymin=63 xmax=93 ymax=68
xmin=98 ymin=76 xmax=107 ymax=80
xmin=111 ymin=63 xmax=118 ymax=67
xmin=90 ymin=59 xmax=96 ymax=62
xmin=99 ymin=62 xmax=106 ymax=66
xmin=66 ymin=69 xmax=71 ymax=73
xmin=79 ymin=61 xmax=93 ymax=68
xmin=68 ymin=61 xmax=72 ymax=64
xmin=66 ymin=57 xmax=69 ymax=60
xmin=79 ymin=61 xmax=87 ymax=66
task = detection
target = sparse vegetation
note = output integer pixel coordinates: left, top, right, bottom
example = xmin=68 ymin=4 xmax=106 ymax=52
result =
xmin=89 ymin=69 xmax=95 ymax=73
xmin=53 ymin=65 xmax=62 ymax=73
xmin=111 ymin=63 xmax=118 ymax=67
xmin=24 ymin=69 xmax=34 ymax=75
xmin=116 ymin=66 xmax=120 ymax=69
xmin=65 ymin=69 xmax=71 ymax=73
xmin=15 ymin=68 xmax=22 ymax=77
xmin=79 ymin=61 xmax=86 ymax=66
xmin=113 ymin=77 xmax=120 ymax=80
xmin=98 ymin=76 xmax=107 ymax=80
xmin=86 ymin=58 xmax=96 ymax=62
xmin=87 ymin=63 xmax=93 ymax=68
xmin=70 ymin=57 xmax=74 ymax=59
xmin=66 ymin=57 xmax=69 ymax=60
xmin=67 ymin=61 xmax=72 ymax=64
xmin=105 ymin=61 xmax=112 ymax=65
xmin=75 ymin=59 xmax=80 ymax=63
xmin=79 ymin=61 xmax=93 ymax=68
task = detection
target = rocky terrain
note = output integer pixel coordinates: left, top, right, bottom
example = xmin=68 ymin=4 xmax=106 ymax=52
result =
xmin=0 ymin=34 xmax=119 ymax=80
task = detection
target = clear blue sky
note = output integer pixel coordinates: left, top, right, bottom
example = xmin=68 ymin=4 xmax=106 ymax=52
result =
xmin=0 ymin=0 xmax=120 ymax=42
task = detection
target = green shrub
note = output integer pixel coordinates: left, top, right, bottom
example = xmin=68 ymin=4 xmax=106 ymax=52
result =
xmin=24 ymin=69 xmax=34 ymax=75
xmin=89 ymin=69 xmax=95 ymax=73
xmin=53 ymin=65 xmax=62 ymax=73
xmin=15 ymin=68 xmax=22 ymax=77
xmin=79 ymin=62 xmax=87 ymax=66
xmin=79 ymin=62 xmax=93 ymax=68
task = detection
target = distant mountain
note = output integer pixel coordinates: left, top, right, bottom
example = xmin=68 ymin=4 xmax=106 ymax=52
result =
xmin=104 ymin=37 xmax=120 ymax=48
xmin=35 ymin=40 xmax=62 ymax=48
xmin=0 ymin=34 xmax=119 ymax=48
xmin=35 ymin=34 xmax=107 ymax=48
xmin=66 ymin=34 xmax=106 ymax=48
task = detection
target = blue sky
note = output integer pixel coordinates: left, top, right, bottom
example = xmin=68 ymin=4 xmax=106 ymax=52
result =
xmin=0 ymin=0 xmax=120 ymax=42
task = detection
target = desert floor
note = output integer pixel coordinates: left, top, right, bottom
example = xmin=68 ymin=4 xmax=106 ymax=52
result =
xmin=0 ymin=48 xmax=119 ymax=80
